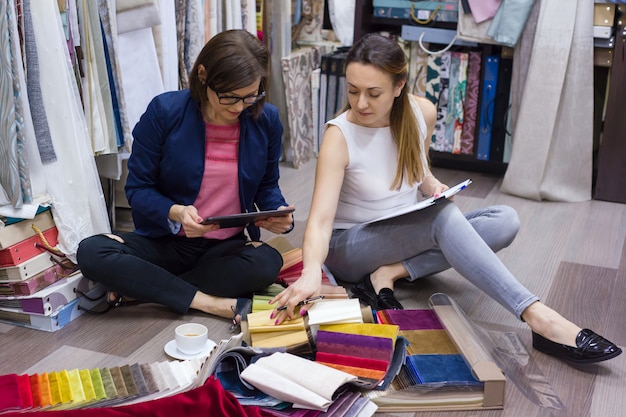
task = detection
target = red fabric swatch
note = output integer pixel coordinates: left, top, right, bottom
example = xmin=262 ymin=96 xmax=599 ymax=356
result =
xmin=0 ymin=374 xmax=22 ymax=413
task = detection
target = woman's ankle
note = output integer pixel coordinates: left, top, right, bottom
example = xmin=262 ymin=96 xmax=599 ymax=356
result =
xmin=522 ymin=302 xmax=581 ymax=347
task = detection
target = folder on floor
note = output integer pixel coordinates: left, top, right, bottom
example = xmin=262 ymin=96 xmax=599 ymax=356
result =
xmin=0 ymin=227 xmax=59 ymax=267
xmin=0 ymin=210 xmax=55 ymax=249
xmin=0 ymin=253 xmax=58 ymax=282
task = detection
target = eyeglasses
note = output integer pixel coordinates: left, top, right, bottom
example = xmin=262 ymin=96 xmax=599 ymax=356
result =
xmin=210 ymin=84 xmax=266 ymax=105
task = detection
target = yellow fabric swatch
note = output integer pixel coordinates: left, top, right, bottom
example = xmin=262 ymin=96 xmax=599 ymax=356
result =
xmin=400 ymin=329 xmax=459 ymax=355
xmin=251 ymin=329 xmax=310 ymax=348
xmin=246 ymin=310 xmax=305 ymax=333
xmin=79 ymin=369 xmax=96 ymax=403
xmin=319 ymin=323 xmax=399 ymax=341
xmin=67 ymin=369 xmax=86 ymax=405
xmin=47 ymin=372 xmax=63 ymax=406
xmin=252 ymin=295 xmax=275 ymax=312
xmin=56 ymin=369 xmax=72 ymax=404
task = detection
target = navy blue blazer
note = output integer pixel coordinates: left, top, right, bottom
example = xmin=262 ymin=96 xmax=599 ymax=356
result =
xmin=125 ymin=89 xmax=287 ymax=241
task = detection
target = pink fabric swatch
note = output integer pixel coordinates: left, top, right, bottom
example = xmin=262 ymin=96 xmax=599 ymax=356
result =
xmin=467 ymin=0 xmax=501 ymax=23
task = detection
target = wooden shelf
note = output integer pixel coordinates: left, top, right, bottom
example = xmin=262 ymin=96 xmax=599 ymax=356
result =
xmin=430 ymin=151 xmax=508 ymax=175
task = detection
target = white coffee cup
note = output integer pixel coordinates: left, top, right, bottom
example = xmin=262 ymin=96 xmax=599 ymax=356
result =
xmin=175 ymin=323 xmax=208 ymax=355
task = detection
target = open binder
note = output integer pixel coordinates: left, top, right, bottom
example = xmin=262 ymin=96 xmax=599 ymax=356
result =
xmin=367 ymin=293 xmax=506 ymax=412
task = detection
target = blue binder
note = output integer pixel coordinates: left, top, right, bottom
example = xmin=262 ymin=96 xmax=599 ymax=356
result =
xmin=476 ymin=56 xmax=500 ymax=160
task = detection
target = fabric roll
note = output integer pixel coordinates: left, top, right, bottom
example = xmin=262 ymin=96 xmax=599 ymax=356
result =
xmin=487 ymin=0 xmax=536 ymax=47
xmin=0 ymin=1 xmax=23 ymax=208
xmin=98 ymin=0 xmax=132 ymax=151
xmin=9 ymin=2 xmax=32 ymax=205
xmin=116 ymin=2 xmax=161 ymax=33
xmin=29 ymin=0 xmax=111 ymax=260
xmin=22 ymin=0 xmax=57 ymax=164
xmin=184 ymin=0 xmax=204 ymax=75
xmin=501 ymin=0 xmax=593 ymax=201
xmin=460 ymin=50 xmax=482 ymax=155
xmin=79 ymin=0 xmax=114 ymax=156
xmin=175 ymin=0 xmax=189 ymax=89
xmin=154 ymin=0 xmax=179 ymax=92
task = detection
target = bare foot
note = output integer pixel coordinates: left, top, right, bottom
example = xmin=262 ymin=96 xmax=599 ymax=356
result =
xmin=189 ymin=291 xmax=237 ymax=320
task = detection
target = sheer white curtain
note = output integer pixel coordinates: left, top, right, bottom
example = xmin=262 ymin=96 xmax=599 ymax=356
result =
xmin=501 ymin=0 xmax=594 ymax=202
xmin=28 ymin=0 xmax=111 ymax=260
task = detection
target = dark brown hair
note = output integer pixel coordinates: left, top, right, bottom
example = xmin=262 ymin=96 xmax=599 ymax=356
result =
xmin=343 ymin=33 xmax=427 ymax=188
xmin=189 ymin=30 xmax=270 ymax=119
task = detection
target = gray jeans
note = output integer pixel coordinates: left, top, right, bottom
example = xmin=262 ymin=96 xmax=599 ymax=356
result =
xmin=325 ymin=202 xmax=538 ymax=319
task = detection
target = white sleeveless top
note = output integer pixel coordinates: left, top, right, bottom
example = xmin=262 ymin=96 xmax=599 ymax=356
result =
xmin=328 ymin=95 xmax=430 ymax=229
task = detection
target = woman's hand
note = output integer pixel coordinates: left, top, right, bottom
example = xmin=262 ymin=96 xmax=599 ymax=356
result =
xmin=169 ymin=204 xmax=219 ymax=237
xmin=269 ymin=268 xmax=322 ymax=324
xmin=419 ymin=175 xmax=449 ymax=199
xmin=256 ymin=205 xmax=295 ymax=234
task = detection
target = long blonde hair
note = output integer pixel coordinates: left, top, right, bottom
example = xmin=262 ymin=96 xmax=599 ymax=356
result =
xmin=341 ymin=34 xmax=428 ymax=189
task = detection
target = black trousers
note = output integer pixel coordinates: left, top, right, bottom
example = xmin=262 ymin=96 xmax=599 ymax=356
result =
xmin=76 ymin=232 xmax=283 ymax=314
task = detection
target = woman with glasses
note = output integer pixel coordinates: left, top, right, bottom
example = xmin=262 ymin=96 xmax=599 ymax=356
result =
xmin=77 ymin=30 xmax=294 ymax=327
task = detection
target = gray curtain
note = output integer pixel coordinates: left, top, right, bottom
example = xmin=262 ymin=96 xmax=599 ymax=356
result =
xmin=501 ymin=0 xmax=594 ymax=202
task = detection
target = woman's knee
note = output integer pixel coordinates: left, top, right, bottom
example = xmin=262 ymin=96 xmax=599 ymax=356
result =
xmin=492 ymin=205 xmax=520 ymax=247
xmin=76 ymin=234 xmax=121 ymax=275
xmin=240 ymin=243 xmax=283 ymax=284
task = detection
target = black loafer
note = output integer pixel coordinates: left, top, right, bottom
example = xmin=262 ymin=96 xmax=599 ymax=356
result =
xmin=532 ymin=329 xmax=622 ymax=364
xmin=377 ymin=288 xmax=404 ymax=310
xmin=350 ymin=275 xmax=378 ymax=308
xmin=350 ymin=275 xmax=404 ymax=310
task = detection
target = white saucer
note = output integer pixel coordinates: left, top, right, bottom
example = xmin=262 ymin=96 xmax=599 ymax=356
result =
xmin=164 ymin=339 xmax=217 ymax=361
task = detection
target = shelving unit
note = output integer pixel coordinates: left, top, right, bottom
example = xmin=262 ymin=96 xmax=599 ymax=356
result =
xmin=353 ymin=0 xmax=509 ymax=175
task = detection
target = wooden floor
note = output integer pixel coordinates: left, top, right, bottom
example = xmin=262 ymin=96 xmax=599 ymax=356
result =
xmin=1 ymin=157 xmax=625 ymax=417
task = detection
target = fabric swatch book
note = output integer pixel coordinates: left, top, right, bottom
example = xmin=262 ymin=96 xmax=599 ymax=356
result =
xmin=0 ymin=356 xmax=207 ymax=413
xmin=365 ymin=296 xmax=506 ymax=412
xmin=314 ymin=322 xmax=405 ymax=391
xmin=245 ymin=310 xmax=311 ymax=355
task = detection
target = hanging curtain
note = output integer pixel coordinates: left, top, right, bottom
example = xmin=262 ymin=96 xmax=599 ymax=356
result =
xmin=501 ymin=0 xmax=594 ymax=202
xmin=27 ymin=0 xmax=111 ymax=260
xmin=0 ymin=0 xmax=32 ymax=208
